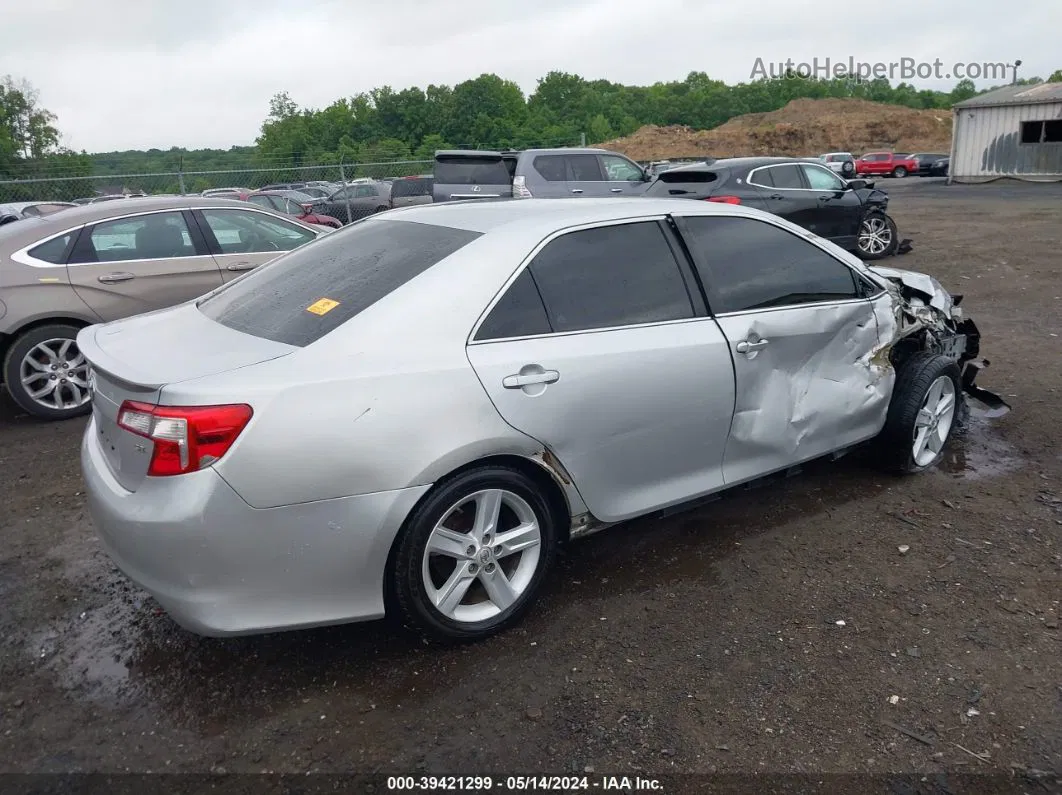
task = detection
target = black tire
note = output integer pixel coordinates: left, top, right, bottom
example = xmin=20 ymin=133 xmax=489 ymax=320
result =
xmin=877 ymin=352 xmax=962 ymax=474
xmin=2 ymin=324 xmax=91 ymax=421
xmin=856 ymin=211 xmax=899 ymax=261
xmin=892 ymin=166 xmax=908 ymax=178
xmin=391 ymin=466 xmax=558 ymax=642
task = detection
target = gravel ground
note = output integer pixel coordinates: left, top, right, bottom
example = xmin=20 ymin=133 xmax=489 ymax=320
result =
xmin=0 ymin=181 xmax=1059 ymax=791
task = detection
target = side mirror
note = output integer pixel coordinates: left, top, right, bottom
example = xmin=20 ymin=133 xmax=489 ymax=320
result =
xmin=846 ymin=179 xmax=867 ymax=190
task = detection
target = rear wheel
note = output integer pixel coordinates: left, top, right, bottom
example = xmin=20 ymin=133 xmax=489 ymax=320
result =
xmin=391 ymin=466 xmax=558 ymax=642
xmin=892 ymin=166 xmax=908 ymax=178
xmin=856 ymin=211 xmax=898 ymax=260
xmin=877 ymin=353 xmax=962 ymax=474
xmin=2 ymin=324 xmax=91 ymax=420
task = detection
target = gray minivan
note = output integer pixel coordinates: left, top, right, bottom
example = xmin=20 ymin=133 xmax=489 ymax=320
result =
xmin=432 ymin=148 xmax=653 ymax=202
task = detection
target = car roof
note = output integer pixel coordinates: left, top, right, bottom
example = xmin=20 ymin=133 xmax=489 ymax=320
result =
xmin=0 ymin=196 xmax=297 ymax=249
xmin=384 ymin=196 xmax=775 ymax=235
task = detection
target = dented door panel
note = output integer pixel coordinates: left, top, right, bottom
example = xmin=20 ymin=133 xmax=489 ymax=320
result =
xmin=714 ymin=296 xmax=894 ymax=485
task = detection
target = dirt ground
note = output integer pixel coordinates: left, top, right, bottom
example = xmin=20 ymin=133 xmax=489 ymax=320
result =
xmin=0 ymin=180 xmax=1060 ymax=791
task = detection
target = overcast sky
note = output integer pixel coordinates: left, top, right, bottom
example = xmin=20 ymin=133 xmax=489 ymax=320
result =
xmin=1 ymin=0 xmax=1056 ymax=153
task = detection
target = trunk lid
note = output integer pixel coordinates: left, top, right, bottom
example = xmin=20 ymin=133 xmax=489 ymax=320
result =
xmin=432 ymin=150 xmax=516 ymax=202
xmin=79 ymin=303 xmax=296 ymax=492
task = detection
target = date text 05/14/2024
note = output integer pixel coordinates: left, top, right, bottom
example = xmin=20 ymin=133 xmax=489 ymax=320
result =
xmin=386 ymin=775 xmax=664 ymax=791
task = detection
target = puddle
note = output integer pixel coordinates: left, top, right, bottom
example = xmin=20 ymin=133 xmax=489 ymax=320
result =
xmin=935 ymin=411 xmax=1023 ymax=480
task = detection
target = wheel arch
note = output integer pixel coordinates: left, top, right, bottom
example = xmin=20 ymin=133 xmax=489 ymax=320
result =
xmin=0 ymin=315 xmax=94 ymax=384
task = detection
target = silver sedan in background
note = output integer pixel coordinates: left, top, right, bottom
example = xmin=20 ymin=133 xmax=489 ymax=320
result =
xmin=78 ymin=198 xmax=1005 ymax=641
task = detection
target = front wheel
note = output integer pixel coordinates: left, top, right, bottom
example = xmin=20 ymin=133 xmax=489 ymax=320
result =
xmin=892 ymin=166 xmax=908 ymax=178
xmin=876 ymin=353 xmax=962 ymax=474
xmin=391 ymin=466 xmax=559 ymax=642
xmin=856 ymin=212 xmax=898 ymax=260
xmin=2 ymin=324 xmax=92 ymax=420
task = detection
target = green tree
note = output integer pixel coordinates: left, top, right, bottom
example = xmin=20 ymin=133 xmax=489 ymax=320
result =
xmin=1048 ymin=70 xmax=1062 ymax=83
xmin=0 ymin=76 xmax=62 ymax=174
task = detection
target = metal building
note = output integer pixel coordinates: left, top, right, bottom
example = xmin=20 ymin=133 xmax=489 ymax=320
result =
xmin=949 ymin=82 xmax=1062 ymax=182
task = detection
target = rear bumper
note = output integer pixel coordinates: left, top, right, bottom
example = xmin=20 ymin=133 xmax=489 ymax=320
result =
xmin=81 ymin=417 xmax=430 ymax=636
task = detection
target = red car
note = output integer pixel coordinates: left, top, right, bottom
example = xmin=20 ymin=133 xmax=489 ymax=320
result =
xmin=245 ymin=190 xmax=342 ymax=228
xmin=855 ymin=152 xmax=919 ymax=178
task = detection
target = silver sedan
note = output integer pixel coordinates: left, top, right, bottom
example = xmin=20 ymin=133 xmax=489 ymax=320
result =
xmin=78 ymin=198 xmax=1006 ymax=641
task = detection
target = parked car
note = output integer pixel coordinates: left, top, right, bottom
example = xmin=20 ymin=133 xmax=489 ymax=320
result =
xmin=818 ymin=152 xmax=856 ymax=177
xmin=908 ymin=153 xmax=949 ymax=177
xmin=0 ymin=197 xmax=326 ymax=419
xmin=389 ymin=175 xmax=434 ymax=208
xmin=201 ymin=188 xmax=252 ymax=198
xmin=929 ymin=157 xmax=950 ymax=177
xmin=433 ymin=147 xmax=652 ymax=202
xmin=76 ymin=198 xmax=1004 ymax=641
xmin=245 ymin=190 xmax=342 ymax=228
xmin=645 ymin=157 xmax=899 ymax=259
xmin=0 ymin=201 xmax=78 ymax=221
xmin=312 ymin=181 xmax=392 ymax=223
xmin=856 ymin=152 xmax=918 ymax=178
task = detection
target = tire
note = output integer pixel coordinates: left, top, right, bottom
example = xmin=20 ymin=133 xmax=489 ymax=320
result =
xmin=391 ymin=466 xmax=558 ymax=642
xmin=856 ymin=211 xmax=899 ymax=260
xmin=2 ymin=324 xmax=91 ymax=421
xmin=877 ymin=352 xmax=962 ymax=474
xmin=892 ymin=166 xmax=908 ymax=178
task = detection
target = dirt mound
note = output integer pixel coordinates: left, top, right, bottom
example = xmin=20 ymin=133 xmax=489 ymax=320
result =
xmin=599 ymin=98 xmax=952 ymax=160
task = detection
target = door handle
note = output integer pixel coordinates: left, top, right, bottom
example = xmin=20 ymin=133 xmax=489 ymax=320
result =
xmin=570 ymin=189 xmax=583 ymax=194
xmin=818 ymin=195 xmax=832 ymax=201
xmin=735 ymin=339 xmax=770 ymax=354
xmin=768 ymin=193 xmax=784 ymax=200
xmin=503 ymin=370 xmax=560 ymax=389
xmin=610 ymin=188 xmax=623 ymax=193
xmin=226 ymin=262 xmax=256 ymax=272
xmin=97 ymin=272 xmax=135 ymax=283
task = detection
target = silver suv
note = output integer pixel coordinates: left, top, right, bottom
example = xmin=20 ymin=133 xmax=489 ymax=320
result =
xmin=432 ymin=148 xmax=652 ymax=202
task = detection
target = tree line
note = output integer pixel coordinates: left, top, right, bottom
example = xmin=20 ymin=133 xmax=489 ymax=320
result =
xmin=2 ymin=69 xmax=1062 ymax=186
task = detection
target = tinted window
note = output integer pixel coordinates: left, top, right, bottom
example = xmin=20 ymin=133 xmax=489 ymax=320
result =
xmin=767 ymin=164 xmax=804 ymax=189
xmin=391 ymin=177 xmax=433 ymax=197
xmin=28 ymin=231 xmax=75 ymax=264
xmin=199 ymin=208 xmax=315 ymax=254
xmin=528 ymin=222 xmax=694 ymax=333
xmin=801 ymin=164 xmax=845 ymax=190
xmin=435 ymin=156 xmax=511 ymax=185
xmin=75 ymin=212 xmax=195 ymax=263
xmin=565 ymin=154 xmax=604 ymax=181
xmin=681 ymin=216 xmax=858 ymax=313
xmin=601 ymin=154 xmax=644 ymax=181
xmin=199 ymin=220 xmax=482 ymax=346
xmin=475 ymin=269 xmax=552 ymax=341
xmin=532 ymin=155 xmax=567 ymax=182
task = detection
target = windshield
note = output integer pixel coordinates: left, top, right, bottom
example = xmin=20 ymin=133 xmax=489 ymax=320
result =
xmin=434 ymin=156 xmax=511 ymax=186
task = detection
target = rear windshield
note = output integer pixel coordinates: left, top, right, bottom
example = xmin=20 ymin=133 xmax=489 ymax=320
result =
xmin=434 ymin=156 xmax=512 ymax=186
xmin=391 ymin=177 xmax=433 ymax=197
xmin=198 ymin=219 xmax=482 ymax=346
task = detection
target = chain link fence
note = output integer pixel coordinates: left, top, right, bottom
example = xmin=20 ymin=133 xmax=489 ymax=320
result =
xmin=0 ymin=159 xmax=435 ymax=225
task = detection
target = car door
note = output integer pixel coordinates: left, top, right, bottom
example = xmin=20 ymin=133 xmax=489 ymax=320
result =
xmin=564 ymin=153 xmax=608 ymax=197
xmin=465 ymin=219 xmax=736 ymax=523
xmin=599 ymin=153 xmax=650 ymax=195
xmin=193 ymin=207 xmax=318 ymax=281
xmin=748 ymin=164 xmax=823 ymax=233
xmin=526 ymin=154 xmax=569 ymax=198
xmin=799 ymin=162 xmax=865 ymax=246
xmin=675 ymin=213 xmax=891 ymax=486
xmin=65 ymin=209 xmax=224 ymax=322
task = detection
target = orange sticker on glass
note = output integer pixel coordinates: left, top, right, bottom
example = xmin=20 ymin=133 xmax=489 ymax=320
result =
xmin=306 ymin=298 xmax=340 ymax=316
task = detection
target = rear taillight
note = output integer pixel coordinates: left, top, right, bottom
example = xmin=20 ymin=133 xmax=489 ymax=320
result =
xmin=117 ymin=401 xmax=253 ymax=477
xmin=512 ymin=175 xmax=533 ymax=198
xmin=705 ymin=196 xmax=741 ymax=204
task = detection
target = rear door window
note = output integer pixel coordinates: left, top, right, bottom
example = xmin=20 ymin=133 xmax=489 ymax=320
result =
xmin=527 ymin=221 xmax=694 ymax=332
xmin=532 ymin=155 xmax=567 ymax=182
xmin=27 ymin=231 xmax=76 ymax=264
xmin=475 ymin=269 xmax=552 ymax=341
xmin=766 ymin=164 xmax=805 ymax=189
xmin=199 ymin=219 xmax=482 ymax=346
xmin=72 ymin=211 xmax=196 ymax=263
xmin=434 ymin=156 xmax=511 ymax=185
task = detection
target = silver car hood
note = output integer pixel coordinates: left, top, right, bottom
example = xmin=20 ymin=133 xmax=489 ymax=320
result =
xmin=867 ymin=265 xmax=953 ymax=314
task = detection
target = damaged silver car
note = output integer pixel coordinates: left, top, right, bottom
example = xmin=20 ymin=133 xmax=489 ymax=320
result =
xmin=78 ymin=199 xmax=1007 ymax=641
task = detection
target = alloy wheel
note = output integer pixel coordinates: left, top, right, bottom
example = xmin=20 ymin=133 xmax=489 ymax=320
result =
xmin=858 ymin=216 xmax=893 ymax=255
xmin=912 ymin=375 xmax=956 ymax=467
xmin=18 ymin=338 xmax=91 ymax=412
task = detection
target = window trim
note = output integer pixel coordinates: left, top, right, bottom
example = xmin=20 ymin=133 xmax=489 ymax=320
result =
xmin=467 ymin=215 xmax=706 ymax=345
xmin=68 ymin=209 xmax=209 ymax=266
xmin=11 ymin=223 xmax=86 ymax=268
xmin=670 ymin=212 xmax=887 ymax=317
xmin=747 ymin=164 xmax=810 ymax=191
